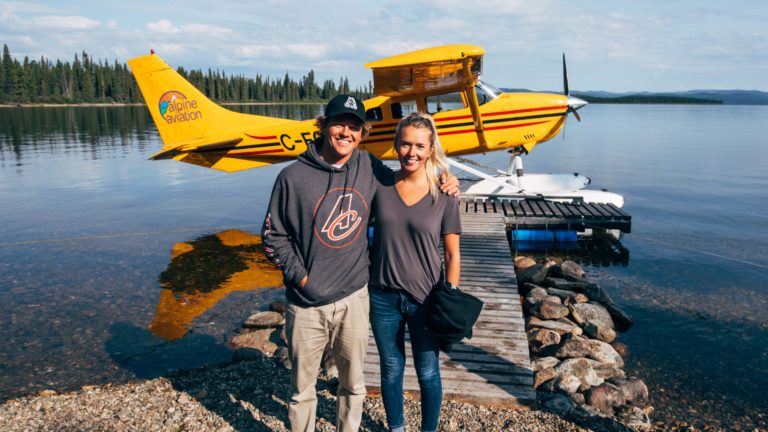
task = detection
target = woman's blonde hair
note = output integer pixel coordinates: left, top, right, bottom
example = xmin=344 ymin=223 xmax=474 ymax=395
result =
xmin=394 ymin=112 xmax=449 ymax=201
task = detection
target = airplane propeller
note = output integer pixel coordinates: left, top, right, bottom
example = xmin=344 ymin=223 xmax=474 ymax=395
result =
xmin=562 ymin=53 xmax=587 ymax=122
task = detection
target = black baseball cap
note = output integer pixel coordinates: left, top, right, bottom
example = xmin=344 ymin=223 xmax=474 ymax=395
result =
xmin=324 ymin=94 xmax=366 ymax=123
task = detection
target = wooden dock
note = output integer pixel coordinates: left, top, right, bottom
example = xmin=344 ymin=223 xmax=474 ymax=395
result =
xmin=364 ymin=198 xmax=535 ymax=409
xmin=468 ymin=196 xmax=632 ymax=233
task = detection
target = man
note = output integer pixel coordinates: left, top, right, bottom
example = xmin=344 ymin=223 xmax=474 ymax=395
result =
xmin=262 ymin=94 xmax=457 ymax=432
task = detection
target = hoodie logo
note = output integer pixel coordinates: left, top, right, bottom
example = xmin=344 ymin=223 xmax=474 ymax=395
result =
xmin=344 ymin=97 xmax=358 ymax=110
xmin=314 ymin=188 xmax=367 ymax=248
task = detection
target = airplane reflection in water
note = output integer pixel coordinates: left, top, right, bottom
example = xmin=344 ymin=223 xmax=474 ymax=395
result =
xmin=509 ymin=229 xmax=630 ymax=267
xmin=149 ymin=230 xmax=284 ymax=341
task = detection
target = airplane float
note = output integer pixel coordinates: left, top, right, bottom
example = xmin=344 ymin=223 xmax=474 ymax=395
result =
xmin=128 ymin=44 xmax=623 ymax=206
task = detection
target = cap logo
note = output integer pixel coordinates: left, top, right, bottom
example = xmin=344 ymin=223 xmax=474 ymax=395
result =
xmin=344 ymin=97 xmax=358 ymax=110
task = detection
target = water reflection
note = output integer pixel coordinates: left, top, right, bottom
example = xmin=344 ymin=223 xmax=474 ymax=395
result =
xmin=508 ymin=229 xmax=630 ymax=267
xmin=0 ymin=106 xmax=155 ymax=167
xmin=0 ymin=104 xmax=323 ymax=169
xmin=150 ymin=230 xmax=284 ymax=341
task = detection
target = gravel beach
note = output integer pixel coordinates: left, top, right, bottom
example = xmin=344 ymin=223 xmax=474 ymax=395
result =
xmin=0 ymin=356 xmax=637 ymax=432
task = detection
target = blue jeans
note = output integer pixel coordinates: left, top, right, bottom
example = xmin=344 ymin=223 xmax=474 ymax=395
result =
xmin=369 ymin=287 xmax=442 ymax=432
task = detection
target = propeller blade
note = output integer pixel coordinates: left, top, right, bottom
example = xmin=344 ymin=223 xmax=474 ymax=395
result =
xmin=573 ymin=109 xmax=581 ymax=122
xmin=563 ymin=53 xmax=569 ymax=96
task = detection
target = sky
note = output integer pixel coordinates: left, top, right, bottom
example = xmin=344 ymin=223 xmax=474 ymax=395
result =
xmin=1 ymin=0 xmax=767 ymax=93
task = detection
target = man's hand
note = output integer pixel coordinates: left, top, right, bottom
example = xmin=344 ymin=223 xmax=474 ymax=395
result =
xmin=299 ymin=275 xmax=308 ymax=289
xmin=439 ymin=171 xmax=460 ymax=197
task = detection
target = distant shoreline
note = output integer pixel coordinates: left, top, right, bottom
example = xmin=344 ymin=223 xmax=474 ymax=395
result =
xmin=0 ymin=101 xmax=325 ymax=108
xmin=574 ymin=95 xmax=723 ymax=104
xmin=0 ymin=99 xmax=727 ymax=108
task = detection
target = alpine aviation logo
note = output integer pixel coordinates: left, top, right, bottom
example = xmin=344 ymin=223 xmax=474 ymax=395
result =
xmin=158 ymin=90 xmax=203 ymax=124
xmin=314 ymin=188 xmax=367 ymax=249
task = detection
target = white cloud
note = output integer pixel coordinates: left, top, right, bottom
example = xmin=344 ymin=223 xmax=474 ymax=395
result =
xmin=145 ymin=20 xmax=231 ymax=39
xmin=32 ymin=15 xmax=100 ymax=30
xmin=234 ymin=43 xmax=329 ymax=60
xmin=186 ymin=23 xmax=232 ymax=38
xmin=146 ymin=19 xmax=178 ymax=34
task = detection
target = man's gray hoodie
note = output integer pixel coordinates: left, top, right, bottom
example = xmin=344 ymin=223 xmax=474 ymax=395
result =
xmin=261 ymin=142 xmax=391 ymax=307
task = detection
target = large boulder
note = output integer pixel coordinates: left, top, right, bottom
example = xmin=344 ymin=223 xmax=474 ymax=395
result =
xmin=531 ymin=300 xmax=570 ymax=320
xmin=546 ymin=287 xmax=581 ymax=302
xmin=608 ymin=377 xmax=649 ymax=406
xmin=243 ymin=311 xmax=284 ymax=329
xmin=524 ymin=287 xmax=549 ymax=311
xmin=542 ymin=277 xmax=589 ymax=292
xmin=534 ymin=367 xmax=558 ymax=388
xmin=531 ymin=356 xmax=560 ymax=372
xmin=517 ymin=263 xmax=551 ymax=286
xmin=585 ymin=359 xmax=626 ymax=380
xmin=560 ymin=260 xmax=586 ymax=278
xmin=527 ymin=319 xmax=583 ymax=337
xmin=554 ymin=358 xmax=603 ymax=391
xmin=603 ymin=302 xmax=634 ymax=332
xmin=585 ymin=382 xmax=625 ymax=415
xmin=582 ymin=322 xmax=616 ymax=343
xmin=514 ymin=256 xmax=537 ymax=272
xmin=572 ymin=303 xmax=613 ymax=330
xmin=554 ymin=373 xmax=582 ymax=395
xmin=527 ymin=328 xmax=561 ymax=355
xmin=555 ymin=337 xmax=624 ymax=367
xmin=230 ymin=328 xmax=280 ymax=355
xmin=582 ymin=283 xmax=614 ymax=304
xmin=572 ymin=302 xmax=616 ymax=343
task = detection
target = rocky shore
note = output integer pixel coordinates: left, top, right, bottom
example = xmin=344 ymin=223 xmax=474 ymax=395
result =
xmin=0 ymin=259 xmax=680 ymax=431
xmin=1 ymin=355 xmax=641 ymax=432
xmin=2 ymin=305 xmax=645 ymax=431
xmin=515 ymin=257 xmax=653 ymax=431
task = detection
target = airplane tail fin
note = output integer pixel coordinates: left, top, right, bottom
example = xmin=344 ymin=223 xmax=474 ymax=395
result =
xmin=127 ymin=54 xmax=288 ymax=159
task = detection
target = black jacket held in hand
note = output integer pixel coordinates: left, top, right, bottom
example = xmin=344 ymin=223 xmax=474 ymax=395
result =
xmin=424 ymin=281 xmax=484 ymax=353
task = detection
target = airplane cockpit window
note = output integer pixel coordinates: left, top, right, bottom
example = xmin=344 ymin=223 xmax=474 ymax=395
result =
xmin=366 ymin=107 xmax=383 ymax=122
xmin=426 ymin=92 xmax=465 ymax=114
xmin=476 ymin=80 xmax=501 ymax=105
xmin=391 ymin=103 xmax=403 ymax=119
xmin=391 ymin=102 xmax=410 ymax=119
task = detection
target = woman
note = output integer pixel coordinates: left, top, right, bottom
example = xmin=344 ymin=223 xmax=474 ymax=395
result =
xmin=369 ymin=112 xmax=461 ymax=432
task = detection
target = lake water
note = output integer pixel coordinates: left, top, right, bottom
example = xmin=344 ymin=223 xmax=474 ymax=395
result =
xmin=1 ymin=104 xmax=766 ymax=428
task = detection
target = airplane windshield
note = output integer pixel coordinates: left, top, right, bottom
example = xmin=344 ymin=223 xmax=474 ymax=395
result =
xmin=476 ymin=80 xmax=501 ymax=105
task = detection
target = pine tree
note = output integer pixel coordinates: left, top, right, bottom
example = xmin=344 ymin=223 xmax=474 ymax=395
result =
xmin=2 ymin=44 xmax=13 ymax=102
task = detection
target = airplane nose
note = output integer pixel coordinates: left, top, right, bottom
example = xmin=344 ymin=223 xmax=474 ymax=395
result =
xmin=567 ymin=95 xmax=588 ymax=111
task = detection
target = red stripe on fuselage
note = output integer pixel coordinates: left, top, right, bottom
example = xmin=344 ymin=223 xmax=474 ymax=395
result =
xmin=244 ymin=134 xmax=278 ymax=140
xmin=437 ymin=120 xmax=550 ymax=136
xmin=434 ymin=105 xmax=567 ymax=123
xmin=233 ymin=149 xmax=285 ymax=156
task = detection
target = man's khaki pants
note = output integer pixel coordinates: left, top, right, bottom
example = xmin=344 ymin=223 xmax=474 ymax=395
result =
xmin=285 ymin=286 xmax=369 ymax=432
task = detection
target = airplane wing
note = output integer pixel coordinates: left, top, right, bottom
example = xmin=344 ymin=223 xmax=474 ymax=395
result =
xmin=364 ymin=44 xmax=484 ymax=97
xmin=365 ymin=44 xmax=488 ymax=146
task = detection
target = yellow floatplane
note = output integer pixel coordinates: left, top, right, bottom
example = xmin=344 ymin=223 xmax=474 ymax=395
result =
xmin=128 ymin=45 xmax=586 ymax=170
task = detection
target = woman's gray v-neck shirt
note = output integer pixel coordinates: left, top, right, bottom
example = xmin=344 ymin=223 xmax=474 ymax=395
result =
xmin=369 ymin=173 xmax=461 ymax=303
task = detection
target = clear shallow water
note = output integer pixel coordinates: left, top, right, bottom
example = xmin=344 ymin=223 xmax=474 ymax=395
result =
xmin=1 ymin=104 xmax=767 ymax=427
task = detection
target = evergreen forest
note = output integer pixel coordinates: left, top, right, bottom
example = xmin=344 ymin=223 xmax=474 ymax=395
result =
xmin=0 ymin=45 xmax=372 ymax=105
